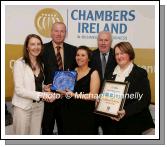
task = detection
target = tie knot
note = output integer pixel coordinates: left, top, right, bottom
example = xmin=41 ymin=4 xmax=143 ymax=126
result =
xmin=56 ymin=46 xmax=61 ymax=52
xmin=102 ymin=53 xmax=107 ymax=56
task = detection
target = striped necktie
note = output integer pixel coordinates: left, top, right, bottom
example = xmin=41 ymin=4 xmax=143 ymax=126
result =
xmin=56 ymin=46 xmax=63 ymax=70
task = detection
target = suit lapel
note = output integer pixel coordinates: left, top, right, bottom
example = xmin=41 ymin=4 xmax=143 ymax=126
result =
xmin=104 ymin=49 xmax=115 ymax=77
xmin=105 ymin=50 xmax=112 ymax=74
xmin=25 ymin=64 xmax=35 ymax=83
xmin=49 ymin=41 xmax=58 ymax=65
xmin=125 ymin=64 xmax=136 ymax=82
xmin=63 ymin=43 xmax=68 ymax=70
xmin=96 ymin=50 xmax=103 ymax=79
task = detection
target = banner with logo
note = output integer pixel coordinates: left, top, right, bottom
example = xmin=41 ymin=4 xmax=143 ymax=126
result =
xmin=5 ymin=5 xmax=155 ymax=103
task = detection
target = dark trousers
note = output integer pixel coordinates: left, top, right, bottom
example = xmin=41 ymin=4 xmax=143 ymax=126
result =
xmin=42 ymin=100 xmax=63 ymax=135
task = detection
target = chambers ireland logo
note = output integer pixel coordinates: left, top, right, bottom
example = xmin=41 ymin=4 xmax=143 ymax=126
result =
xmin=35 ymin=8 xmax=64 ymax=37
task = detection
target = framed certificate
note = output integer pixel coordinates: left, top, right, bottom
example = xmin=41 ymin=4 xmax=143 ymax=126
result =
xmin=50 ymin=71 xmax=77 ymax=91
xmin=94 ymin=80 xmax=129 ymax=117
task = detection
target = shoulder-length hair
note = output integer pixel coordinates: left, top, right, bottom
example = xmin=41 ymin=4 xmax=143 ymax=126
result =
xmin=23 ymin=34 xmax=44 ymax=70
xmin=113 ymin=41 xmax=135 ymax=60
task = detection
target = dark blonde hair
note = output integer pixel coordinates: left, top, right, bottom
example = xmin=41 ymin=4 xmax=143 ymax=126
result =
xmin=23 ymin=34 xmax=43 ymax=70
xmin=113 ymin=41 xmax=135 ymax=60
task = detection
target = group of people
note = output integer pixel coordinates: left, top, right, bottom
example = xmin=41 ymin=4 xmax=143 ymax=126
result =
xmin=12 ymin=22 xmax=155 ymax=135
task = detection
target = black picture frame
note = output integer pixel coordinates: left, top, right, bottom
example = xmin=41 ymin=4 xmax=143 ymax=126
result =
xmin=94 ymin=80 xmax=129 ymax=118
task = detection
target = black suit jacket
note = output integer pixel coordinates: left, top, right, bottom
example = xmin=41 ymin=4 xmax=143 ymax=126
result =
xmin=42 ymin=41 xmax=77 ymax=84
xmin=107 ymin=64 xmax=155 ymax=134
xmin=90 ymin=48 xmax=117 ymax=84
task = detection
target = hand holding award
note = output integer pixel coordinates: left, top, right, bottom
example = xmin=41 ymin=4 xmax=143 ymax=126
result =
xmin=50 ymin=71 xmax=77 ymax=92
xmin=95 ymin=80 xmax=129 ymax=118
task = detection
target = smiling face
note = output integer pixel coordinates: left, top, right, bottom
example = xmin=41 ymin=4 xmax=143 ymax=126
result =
xmin=98 ymin=32 xmax=111 ymax=53
xmin=51 ymin=22 xmax=66 ymax=45
xmin=76 ymin=49 xmax=89 ymax=67
xmin=27 ymin=37 xmax=42 ymax=58
xmin=115 ymin=47 xmax=131 ymax=68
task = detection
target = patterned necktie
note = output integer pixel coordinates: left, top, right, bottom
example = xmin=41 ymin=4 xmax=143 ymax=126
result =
xmin=56 ymin=46 xmax=63 ymax=70
xmin=102 ymin=53 xmax=107 ymax=78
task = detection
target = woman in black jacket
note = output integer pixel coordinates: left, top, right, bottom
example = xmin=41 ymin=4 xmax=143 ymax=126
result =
xmin=102 ymin=41 xmax=155 ymax=135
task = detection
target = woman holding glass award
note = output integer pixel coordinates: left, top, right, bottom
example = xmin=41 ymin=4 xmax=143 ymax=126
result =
xmin=100 ymin=41 xmax=155 ymax=135
xmin=12 ymin=34 xmax=56 ymax=135
xmin=60 ymin=46 xmax=100 ymax=135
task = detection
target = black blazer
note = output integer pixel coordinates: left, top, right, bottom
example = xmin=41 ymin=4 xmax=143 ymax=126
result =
xmin=107 ymin=64 xmax=155 ymax=134
xmin=90 ymin=48 xmax=117 ymax=84
xmin=42 ymin=41 xmax=77 ymax=84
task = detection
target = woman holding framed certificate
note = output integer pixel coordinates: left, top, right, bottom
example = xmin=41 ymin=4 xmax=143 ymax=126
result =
xmin=101 ymin=41 xmax=155 ymax=135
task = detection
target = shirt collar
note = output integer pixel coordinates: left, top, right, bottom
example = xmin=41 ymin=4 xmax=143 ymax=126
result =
xmin=113 ymin=62 xmax=133 ymax=77
xmin=52 ymin=41 xmax=63 ymax=49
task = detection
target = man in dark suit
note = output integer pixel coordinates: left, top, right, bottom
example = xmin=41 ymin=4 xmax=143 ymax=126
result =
xmin=91 ymin=31 xmax=116 ymax=84
xmin=42 ymin=22 xmax=77 ymax=135
xmin=90 ymin=31 xmax=117 ymax=134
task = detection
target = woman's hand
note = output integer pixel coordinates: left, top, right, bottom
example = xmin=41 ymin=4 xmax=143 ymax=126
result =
xmin=65 ymin=89 xmax=75 ymax=98
xmin=110 ymin=109 xmax=126 ymax=121
xmin=56 ymin=90 xmax=66 ymax=95
xmin=43 ymin=84 xmax=52 ymax=92
xmin=41 ymin=92 xmax=60 ymax=103
xmin=95 ymin=98 xmax=100 ymax=107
